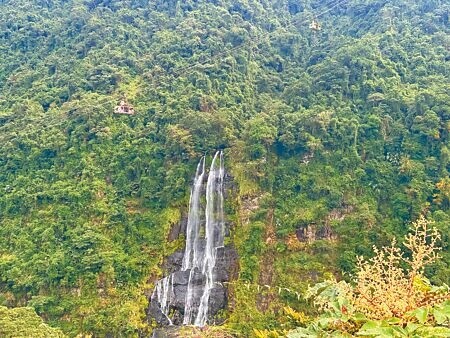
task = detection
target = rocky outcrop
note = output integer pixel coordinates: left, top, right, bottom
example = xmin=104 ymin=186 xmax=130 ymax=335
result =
xmin=147 ymin=246 xmax=238 ymax=326
xmin=295 ymin=205 xmax=354 ymax=243
xmin=167 ymin=214 xmax=188 ymax=242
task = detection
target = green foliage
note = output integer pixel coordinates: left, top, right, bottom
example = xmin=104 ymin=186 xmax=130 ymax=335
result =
xmin=287 ymin=219 xmax=450 ymax=338
xmin=288 ymin=283 xmax=450 ymax=338
xmin=227 ymin=281 xmax=282 ymax=335
xmin=0 ymin=306 xmax=66 ymax=337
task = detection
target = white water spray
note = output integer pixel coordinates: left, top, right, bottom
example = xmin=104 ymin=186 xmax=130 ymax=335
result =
xmin=182 ymin=157 xmax=206 ymax=271
xmin=152 ymin=151 xmax=225 ymax=327
xmin=152 ymin=275 xmax=173 ymax=325
xmin=182 ymin=156 xmax=206 ymax=325
xmin=194 ymin=151 xmax=224 ymax=326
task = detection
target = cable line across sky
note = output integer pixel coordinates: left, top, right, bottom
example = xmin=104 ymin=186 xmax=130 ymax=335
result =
xmin=170 ymin=0 xmax=349 ymax=79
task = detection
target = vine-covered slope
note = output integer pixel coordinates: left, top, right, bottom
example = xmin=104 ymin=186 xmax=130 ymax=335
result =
xmin=0 ymin=0 xmax=448 ymax=336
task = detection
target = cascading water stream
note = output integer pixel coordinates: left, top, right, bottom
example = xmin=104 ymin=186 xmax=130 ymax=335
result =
xmin=151 ymin=151 xmax=225 ymax=327
xmin=152 ymin=275 xmax=173 ymax=325
xmin=182 ymin=157 xmax=206 ymax=325
xmin=182 ymin=157 xmax=206 ymax=271
xmin=194 ymin=151 xmax=224 ymax=326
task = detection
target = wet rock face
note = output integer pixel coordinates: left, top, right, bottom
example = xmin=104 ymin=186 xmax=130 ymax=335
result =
xmin=214 ymin=246 xmax=239 ymax=282
xmin=148 ymin=298 xmax=171 ymax=327
xmin=148 ymin=167 xmax=238 ymax=328
xmin=162 ymin=251 xmax=184 ymax=274
xmin=167 ymin=214 xmax=187 ymax=242
xmin=147 ymin=246 xmax=238 ymax=326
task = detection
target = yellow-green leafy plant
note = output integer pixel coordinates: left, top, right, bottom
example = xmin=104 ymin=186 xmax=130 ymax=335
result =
xmin=351 ymin=216 xmax=446 ymax=320
xmin=288 ymin=216 xmax=450 ymax=337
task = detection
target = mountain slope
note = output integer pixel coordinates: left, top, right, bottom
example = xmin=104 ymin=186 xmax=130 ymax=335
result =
xmin=0 ymin=0 xmax=448 ymax=336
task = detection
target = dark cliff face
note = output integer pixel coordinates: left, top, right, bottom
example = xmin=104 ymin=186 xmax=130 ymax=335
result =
xmin=148 ymin=246 xmax=238 ymax=326
xmin=148 ymin=173 xmax=238 ymax=327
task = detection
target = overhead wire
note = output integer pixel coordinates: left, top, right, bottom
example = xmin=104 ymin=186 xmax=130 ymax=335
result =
xmin=169 ymin=0 xmax=349 ymax=79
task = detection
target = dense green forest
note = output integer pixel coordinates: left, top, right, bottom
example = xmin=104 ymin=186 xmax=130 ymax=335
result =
xmin=0 ymin=0 xmax=449 ymax=336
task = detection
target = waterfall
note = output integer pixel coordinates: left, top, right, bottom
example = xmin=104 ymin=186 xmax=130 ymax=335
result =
xmin=182 ymin=156 xmax=206 ymax=325
xmin=152 ymin=275 xmax=174 ymax=325
xmin=182 ymin=157 xmax=206 ymax=271
xmin=194 ymin=151 xmax=224 ymax=326
xmin=151 ymin=151 xmax=225 ymax=327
